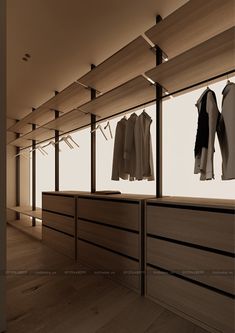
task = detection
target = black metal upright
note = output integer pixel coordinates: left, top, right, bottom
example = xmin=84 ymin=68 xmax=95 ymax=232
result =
xmin=155 ymin=15 xmax=163 ymax=198
xmin=16 ymin=132 xmax=20 ymax=220
xmin=32 ymin=107 xmax=36 ymax=226
xmin=90 ymin=64 xmax=96 ymax=193
xmin=54 ymin=91 xmax=60 ymax=191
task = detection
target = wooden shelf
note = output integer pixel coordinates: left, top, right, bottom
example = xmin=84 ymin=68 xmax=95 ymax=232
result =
xmin=145 ymin=28 xmax=235 ymax=95
xmin=78 ymin=36 xmax=155 ymax=93
xmin=42 ymin=110 xmax=90 ymax=133
xmin=9 ymin=206 xmax=42 ymax=220
xmin=79 ymin=75 xmax=156 ymax=120
xmin=9 ymin=76 xmax=155 ymax=147
xmin=9 ymin=137 xmax=32 ymax=148
xmin=8 ymin=219 xmax=42 ymax=241
xmin=7 ymin=82 xmax=90 ymax=135
xmin=145 ymin=0 xmax=234 ymax=59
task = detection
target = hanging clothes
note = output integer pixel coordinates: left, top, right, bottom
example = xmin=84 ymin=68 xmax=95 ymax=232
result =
xmin=111 ymin=117 xmax=128 ymax=180
xmin=124 ymin=113 xmax=138 ymax=181
xmin=111 ymin=111 xmax=154 ymax=181
xmin=194 ymin=88 xmax=220 ymax=180
xmin=134 ymin=111 xmax=154 ymax=181
xmin=217 ymin=82 xmax=235 ymax=180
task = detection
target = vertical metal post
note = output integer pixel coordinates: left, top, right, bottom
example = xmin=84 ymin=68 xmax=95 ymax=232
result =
xmin=54 ymin=91 xmax=59 ymax=191
xmin=32 ymin=107 xmax=36 ymax=226
xmin=16 ymin=132 xmax=20 ymax=219
xmin=156 ymin=15 xmax=163 ymax=198
xmin=90 ymin=64 xmax=96 ymax=193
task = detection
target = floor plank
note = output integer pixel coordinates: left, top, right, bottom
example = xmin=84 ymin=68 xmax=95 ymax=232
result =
xmin=7 ymin=225 xmax=209 ymax=333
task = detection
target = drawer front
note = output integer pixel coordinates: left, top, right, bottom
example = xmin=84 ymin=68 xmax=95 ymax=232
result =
xmin=77 ymin=198 xmax=139 ymax=231
xmin=147 ymin=237 xmax=234 ymax=295
xmin=147 ymin=205 xmax=235 ymax=253
xmin=42 ymin=226 xmax=75 ymax=259
xmin=78 ymin=239 xmax=140 ymax=292
xmin=42 ymin=194 xmax=75 ymax=216
xmin=147 ymin=268 xmax=234 ymax=333
xmin=42 ymin=211 xmax=75 ymax=236
xmin=78 ymin=219 xmax=139 ymax=259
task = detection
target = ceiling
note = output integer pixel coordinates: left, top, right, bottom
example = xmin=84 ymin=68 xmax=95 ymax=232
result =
xmin=7 ymin=0 xmax=187 ymax=120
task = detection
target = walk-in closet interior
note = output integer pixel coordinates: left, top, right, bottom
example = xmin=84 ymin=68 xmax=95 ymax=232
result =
xmin=3 ymin=0 xmax=235 ymax=332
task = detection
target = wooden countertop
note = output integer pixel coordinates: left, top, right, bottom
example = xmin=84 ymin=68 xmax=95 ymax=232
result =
xmin=147 ymin=196 xmax=235 ymax=210
xmin=42 ymin=191 xmax=155 ymax=202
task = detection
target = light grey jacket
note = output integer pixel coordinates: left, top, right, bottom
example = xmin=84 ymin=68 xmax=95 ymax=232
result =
xmin=218 ymin=82 xmax=235 ymax=180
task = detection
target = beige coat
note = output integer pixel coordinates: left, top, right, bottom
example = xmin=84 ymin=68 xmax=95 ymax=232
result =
xmin=218 ymin=82 xmax=235 ymax=180
xmin=134 ymin=111 xmax=154 ymax=181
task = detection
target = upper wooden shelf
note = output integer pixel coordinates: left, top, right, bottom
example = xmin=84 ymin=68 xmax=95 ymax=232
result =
xmin=78 ymin=36 xmax=155 ymax=93
xmin=145 ymin=28 xmax=235 ymax=95
xmin=42 ymin=110 xmax=90 ymax=134
xmin=79 ymin=75 xmax=156 ymax=120
xmin=7 ymin=82 xmax=90 ymax=135
xmin=9 ymin=75 xmax=155 ymax=147
xmin=145 ymin=0 xmax=235 ymax=59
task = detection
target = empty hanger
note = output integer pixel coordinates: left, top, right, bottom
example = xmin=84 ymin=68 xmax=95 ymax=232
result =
xmin=104 ymin=121 xmax=113 ymax=139
xmin=59 ymin=137 xmax=74 ymax=149
xmin=91 ymin=125 xmax=108 ymax=141
xmin=66 ymin=135 xmax=80 ymax=148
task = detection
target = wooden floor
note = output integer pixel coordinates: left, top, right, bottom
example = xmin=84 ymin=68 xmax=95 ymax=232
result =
xmin=7 ymin=226 xmax=208 ymax=333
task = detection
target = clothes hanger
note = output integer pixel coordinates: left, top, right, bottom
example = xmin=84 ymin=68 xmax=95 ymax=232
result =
xmin=59 ymin=137 xmax=74 ymax=149
xmin=91 ymin=125 xmax=108 ymax=141
xmin=104 ymin=121 xmax=113 ymax=139
xmin=66 ymin=135 xmax=80 ymax=148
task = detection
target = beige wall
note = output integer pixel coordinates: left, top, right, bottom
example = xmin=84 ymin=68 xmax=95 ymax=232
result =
xmin=6 ymin=118 xmax=30 ymax=221
xmin=7 ymin=118 xmax=16 ymax=221
xmin=0 ymin=0 xmax=6 ymax=330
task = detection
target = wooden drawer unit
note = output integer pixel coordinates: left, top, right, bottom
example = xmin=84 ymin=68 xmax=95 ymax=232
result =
xmin=42 ymin=194 xmax=75 ymax=216
xmin=147 ymin=237 xmax=234 ymax=295
xmin=42 ymin=211 xmax=75 ymax=236
xmin=78 ymin=239 xmax=140 ymax=291
xmin=77 ymin=198 xmax=139 ymax=231
xmin=78 ymin=219 xmax=139 ymax=259
xmin=42 ymin=226 xmax=75 ymax=259
xmin=147 ymin=204 xmax=235 ymax=253
xmin=146 ymin=268 xmax=234 ymax=333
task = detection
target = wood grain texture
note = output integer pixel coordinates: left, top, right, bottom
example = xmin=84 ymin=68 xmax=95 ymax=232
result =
xmin=9 ymin=206 xmax=42 ymax=220
xmin=42 ymin=194 xmax=75 ymax=217
xmin=77 ymin=198 xmax=139 ymax=231
xmin=145 ymin=0 xmax=235 ymax=59
xmin=7 ymin=82 xmax=90 ymax=135
xmin=7 ymin=226 xmax=211 ymax=333
xmin=77 ymin=239 xmax=140 ymax=292
xmin=147 ymin=205 xmax=235 ymax=253
xmin=146 ymin=268 xmax=235 ymax=333
xmin=79 ymin=75 xmax=155 ymax=120
xmin=147 ymin=196 xmax=235 ymax=210
xmin=145 ymin=28 xmax=235 ymax=94
xmin=147 ymin=237 xmax=234 ymax=294
xmin=79 ymin=36 xmax=155 ymax=93
xmin=43 ymin=211 xmax=75 ymax=236
xmin=78 ymin=219 xmax=139 ymax=259
xmin=42 ymin=226 xmax=75 ymax=259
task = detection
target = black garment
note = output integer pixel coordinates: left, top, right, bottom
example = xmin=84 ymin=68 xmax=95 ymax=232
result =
xmin=194 ymin=89 xmax=217 ymax=157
